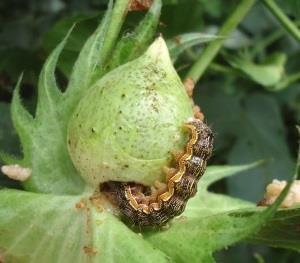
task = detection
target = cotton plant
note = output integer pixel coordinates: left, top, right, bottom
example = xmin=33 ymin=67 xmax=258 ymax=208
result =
xmin=0 ymin=0 xmax=299 ymax=262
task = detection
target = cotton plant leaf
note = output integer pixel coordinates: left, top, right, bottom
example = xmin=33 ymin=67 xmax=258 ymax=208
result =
xmin=90 ymin=206 xmax=169 ymax=263
xmin=108 ymin=0 xmax=162 ymax=69
xmin=10 ymin=75 xmax=34 ymax=166
xmin=228 ymin=52 xmax=286 ymax=87
xmin=247 ymin=206 xmax=300 ymax=251
xmin=198 ymin=87 xmax=295 ymax=202
xmin=183 ymin=164 xmax=259 ymax=218
xmin=0 ymin=103 xmax=21 ymax=188
xmin=0 ymin=163 xmax=298 ymax=262
xmin=248 ymin=142 xmax=299 ymax=251
xmin=8 ymin=30 xmax=84 ymax=194
xmin=143 ymin=162 xmax=297 ymax=262
xmin=0 ymin=189 xmax=169 ymax=263
xmin=226 ymin=94 xmax=294 ymax=201
xmin=201 ymin=162 xmax=263 ymax=189
xmin=42 ymin=14 xmax=99 ymax=78
xmin=42 ymin=14 xmax=98 ymax=54
xmin=0 ymin=190 xmax=87 ymax=263
xmin=273 ymin=71 xmax=300 ymax=92
xmin=64 ymin=0 xmax=114 ymax=101
xmin=64 ymin=0 xmax=129 ymax=108
xmin=2 ymin=0 xmax=131 ymax=194
xmin=144 ymin=212 xmax=261 ymax=262
xmin=0 ymin=103 xmax=20 ymax=158
xmin=0 ymin=164 xmax=266 ymax=263
xmin=166 ymin=33 xmax=221 ymax=62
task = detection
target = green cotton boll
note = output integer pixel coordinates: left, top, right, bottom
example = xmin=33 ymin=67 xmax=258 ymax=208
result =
xmin=67 ymin=37 xmax=193 ymax=187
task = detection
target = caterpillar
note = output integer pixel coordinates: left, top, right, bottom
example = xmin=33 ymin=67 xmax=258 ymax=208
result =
xmin=108 ymin=118 xmax=213 ymax=227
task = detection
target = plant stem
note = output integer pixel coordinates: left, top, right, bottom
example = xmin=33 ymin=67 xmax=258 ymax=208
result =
xmin=275 ymin=72 xmax=300 ymax=90
xmin=209 ymin=63 xmax=239 ymax=76
xmin=262 ymin=0 xmax=300 ymax=44
xmin=185 ymin=0 xmax=256 ymax=83
xmin=250 ymin=30 xmax=284 ymax=57
xmin=101 ymin=0 xmax=129 ymax=64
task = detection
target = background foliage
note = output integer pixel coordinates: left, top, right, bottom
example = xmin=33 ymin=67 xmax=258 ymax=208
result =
xmin=0 ymin=0 xmax=299 ymax=262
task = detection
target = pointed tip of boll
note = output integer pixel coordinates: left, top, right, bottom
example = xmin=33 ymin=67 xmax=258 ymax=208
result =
xmin=146 ymin=36 xmax=172 ymax=67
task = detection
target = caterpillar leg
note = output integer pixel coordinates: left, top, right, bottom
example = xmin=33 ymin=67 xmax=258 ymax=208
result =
xmin=163 ymin=166 xmax=177 ymax=181
xmin=104 ymin=117 xmax=213 ymax=228
xmin=147 ymin=180 xmax=168 ymax=203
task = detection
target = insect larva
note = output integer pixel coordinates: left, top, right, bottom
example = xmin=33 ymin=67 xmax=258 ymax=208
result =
xmin=109 ymin=118 xmax=213 ymax=227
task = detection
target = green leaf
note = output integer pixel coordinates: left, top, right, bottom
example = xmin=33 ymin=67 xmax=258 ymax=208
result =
xmin=108 ymin=0 xmax=162 ymax=69
xmin=42 ymin=14 xmax=99 ymax=78
xmin=0 ymin=190 xmax=87 ymax=263
xmin=0 ymin=189 xmax=169 ymax=263
xmin=8 ymin=30 xmax=84 ymax=194
xmin=42 ymin=14 xmax=99 ymax=54
xmin=277 ymin=0 xmax=300 ymax=18
xmin=183 ymin=164 xmax=256 ymax=219
xmin=166 ymin=33 xmax=221 ymax=62
xmin=0 ymin=162 xmax=298 ymax=262
xmin=278 ymin=84 xmax=300 ymax=123
xmin=64 ymin=1 xmax=114 ymax=99
xmin=273 ymin=71 xmax=300 ymax=91
xmin=159 ymin=2 xmax=205 ymax=37
xmin=143 ymin=161 xmax=297 ymax=262
xmin=228 ymin=53 xmax=287 ymax=87
xmin=247 ymin=206 xmax=300 ymax=251
xmin=65 ymin=0 xmax=129 ymax=106
xmin=182 ymin=163 xmax=265 ymax=219
xmin=11 ymin=75 xmax=34 ymax=166
xmin=226 ymin=94 xmax=294 ymax=201
xmin=145 ymin=212 xmax=261 ymax=262
xmin=0 ymin=103 xmax=20 ymax=156
xmin=0 ymin=103 xmax=21 ymax=188
xmin=198 ymin=87 xmax=295 ymax=201
xmin=2 ymin=0 xmax=132 ymax=194
xmin=91 ymin=206 xmax=169 ymax=263
xmin=201 ymin=162 xmax=263 ymax=189
xmin=0 ymin=48 xmax=39 ymax=80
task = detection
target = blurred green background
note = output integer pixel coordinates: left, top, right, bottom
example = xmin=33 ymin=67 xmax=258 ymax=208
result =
xmin=0 ymin=0 xmax=299 ymax=261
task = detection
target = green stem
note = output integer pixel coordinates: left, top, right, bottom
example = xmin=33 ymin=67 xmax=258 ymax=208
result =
xmin=262 ymin=0 xmax=300 ymax=44
xmin=275 ymin=72 xmax=300 ymax=90
xmin=185 ymin=0 xmax=256 ymax=83
xmin=101 ymin=0 xmax=129 ymax=64
xmin=209 ymin=63 xmax=239 ymax=76
xmin=250 ymin=30 xmax=284 ymax=56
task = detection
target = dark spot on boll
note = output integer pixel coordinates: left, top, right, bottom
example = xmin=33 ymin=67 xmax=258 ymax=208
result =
xmin=121 ymin=94 xmax=126 ymax=99
xmin=91 ymin=128 xmax=96 ymax=133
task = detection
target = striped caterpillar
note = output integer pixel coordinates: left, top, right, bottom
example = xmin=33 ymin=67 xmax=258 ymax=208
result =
xmin=107 ymin=118 xmax=213 ymax=227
